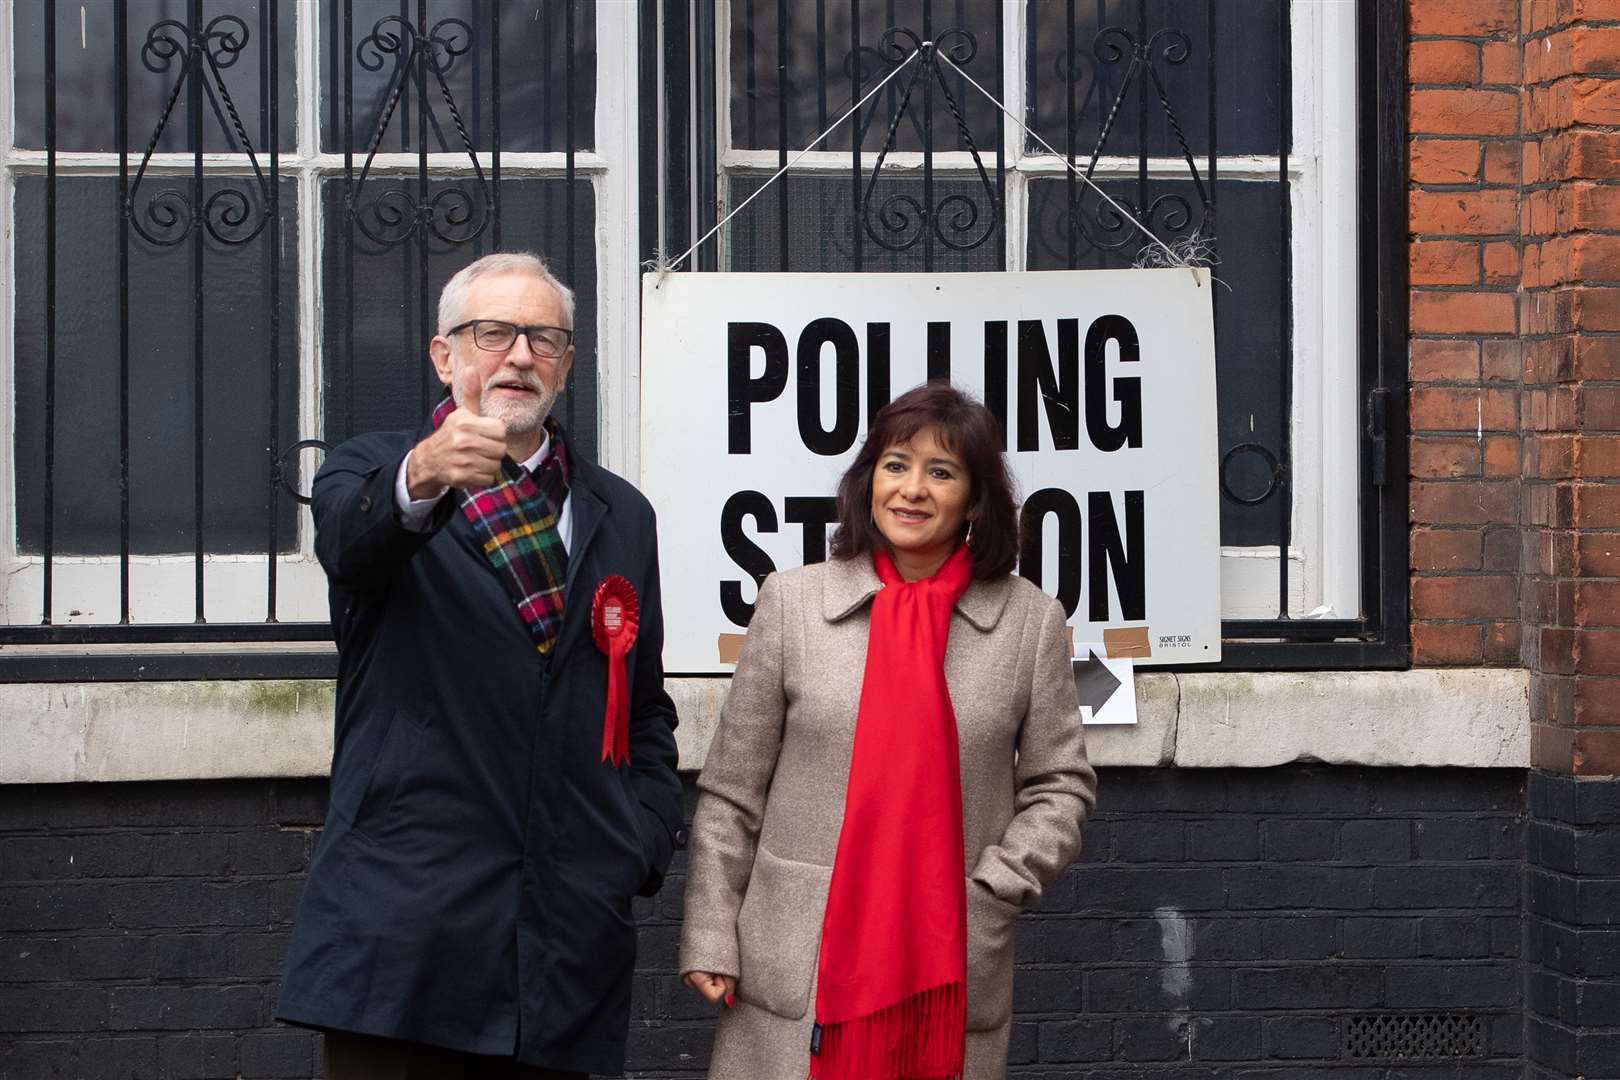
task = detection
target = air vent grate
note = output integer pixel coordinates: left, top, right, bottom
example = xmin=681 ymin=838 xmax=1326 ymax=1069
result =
xmin=1344 ymin=1014 xmax=1485 ymax=1059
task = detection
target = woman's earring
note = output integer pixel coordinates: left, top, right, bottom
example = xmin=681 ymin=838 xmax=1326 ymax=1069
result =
xmin=966 ymin=520 xmax=975 ymax=545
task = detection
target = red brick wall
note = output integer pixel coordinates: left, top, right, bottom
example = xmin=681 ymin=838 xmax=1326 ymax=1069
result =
xmin=1408 ymin=0 xmax=1620 ymax=774
xmin=1521 ymin=1 xmax=1620 ymax=774
xmin=1408 ymin=0 xmax=1524 ymax=667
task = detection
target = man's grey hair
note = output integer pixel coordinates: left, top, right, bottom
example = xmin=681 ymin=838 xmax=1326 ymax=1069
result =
xmin=436 ymin=251 xmax=576 ymax=335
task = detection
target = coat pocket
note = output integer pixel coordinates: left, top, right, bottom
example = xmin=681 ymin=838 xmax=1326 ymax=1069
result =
xmin=618 ymin=777 xmax=659 ymax=897
xmin=348 ymin=708 xmax=429 ymax=847
xmin=966 ymin=878 xmax=1023 ymax=1031
xmin=735 ymin=846 xmax=832 ymax=1020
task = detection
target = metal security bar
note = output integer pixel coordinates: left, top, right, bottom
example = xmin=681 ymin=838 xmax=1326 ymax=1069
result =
xmin=1 ymin=0 xmax=603 ymax=681
xmin=651 ymin=0 xmax=1409 ymax=670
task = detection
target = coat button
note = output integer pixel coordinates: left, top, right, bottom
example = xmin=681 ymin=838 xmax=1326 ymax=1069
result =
xmin=674 ymin=828 xmax=689 ymax=850
xmin=359 ymin=495 xmax=373 ymax=512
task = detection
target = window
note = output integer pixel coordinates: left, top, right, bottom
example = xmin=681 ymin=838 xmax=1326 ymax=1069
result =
xmin=652 ymin=0 xmax=1408 ymax=667
xmin=1 ymin=0 xmax=640 ymax=677
xmin=0 ymin=0 xmax=1406 ymax=677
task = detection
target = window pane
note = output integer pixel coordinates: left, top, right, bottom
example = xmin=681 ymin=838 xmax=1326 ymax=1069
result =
xmin=13 ymin=176 xmax=301 ymax=556
xmin=320 ymin=1 xmax=596 ymax=154
xmin=1027 ymin=176 xmax=1287 ymax=548
xmin=729 ymin=0 xmax=1003 ymax=153
xmin=319 ymin=177 xmax=599 ymax=462
xmin=1025 ymin=0 xmax=1287 ymax=159
xmin=14 ymin=1 xmax=297 ymax=153
xmin=727 ymin=173 xmax=1003 ymax=271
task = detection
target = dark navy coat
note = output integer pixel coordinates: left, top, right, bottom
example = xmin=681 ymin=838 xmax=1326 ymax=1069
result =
xmin=276 ymin=424 xmax=683 ymax=1075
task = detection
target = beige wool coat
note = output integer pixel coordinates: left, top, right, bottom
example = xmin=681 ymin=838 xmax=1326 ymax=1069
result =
xmin=679 ymin=556 xmax=1098 ymax=1080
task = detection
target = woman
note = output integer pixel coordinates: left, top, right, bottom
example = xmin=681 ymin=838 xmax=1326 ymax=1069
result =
xmin=679 ymin=383 xmax=1097 ymax=1080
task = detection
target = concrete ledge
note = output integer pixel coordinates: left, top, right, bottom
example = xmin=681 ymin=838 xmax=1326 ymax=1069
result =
xmin=1172 ymin=668 xmax=1530 ymax=769
xmin=1 ymin=681 xmax=336 ymax=784
xmin=0 ymin=668 xmax=1529 ymax=784
xmin=1084 ymin=673 xmax=1180 ymax=769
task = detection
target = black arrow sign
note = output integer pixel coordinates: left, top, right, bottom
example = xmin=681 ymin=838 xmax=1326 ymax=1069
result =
xmin=1076 ymin=649 xmax=1121 ymax=715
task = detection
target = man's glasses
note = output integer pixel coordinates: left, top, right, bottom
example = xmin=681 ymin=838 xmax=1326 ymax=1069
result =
xmin=447 ymin=319 xmax=573 ymax=359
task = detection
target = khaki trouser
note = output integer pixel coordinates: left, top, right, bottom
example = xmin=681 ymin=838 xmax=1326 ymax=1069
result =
xmin=322 ymin=1031 xmax=588 ymax=1080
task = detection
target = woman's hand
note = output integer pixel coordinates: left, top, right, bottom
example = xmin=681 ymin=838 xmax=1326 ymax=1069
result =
xmin=682 ymin=970 xmax=737 ymax=1007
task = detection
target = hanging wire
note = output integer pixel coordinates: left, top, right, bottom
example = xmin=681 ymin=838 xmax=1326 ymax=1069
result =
xmin=656 ymin=40 xmax=1202 ymax=278
xmin=933 ymin=50 xmax=1195 ymax=273
xmin=657 ymin=48 xmax=923 ymax=273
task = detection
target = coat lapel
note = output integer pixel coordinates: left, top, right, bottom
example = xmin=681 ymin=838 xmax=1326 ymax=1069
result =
xmin=549 ymin=459 xmax=607 ymax=663
xmin=564 ymin=466 xmax=607 ymax=593
xmin=955 ymin=573 xmax=1012 ymax=632
xmin=822 ymin=555 xmax=882 ymax=622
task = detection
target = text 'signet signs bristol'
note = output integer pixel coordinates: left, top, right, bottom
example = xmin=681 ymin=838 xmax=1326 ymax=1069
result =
xmin=641 ymin=269 xmax=1221 ymax=673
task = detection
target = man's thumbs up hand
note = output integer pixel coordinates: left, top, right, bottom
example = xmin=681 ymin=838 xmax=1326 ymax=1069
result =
xmin=407 ymin=365 xmax=508 ymax=496
xmin=454 ymin=361 xmax=483 ymax=418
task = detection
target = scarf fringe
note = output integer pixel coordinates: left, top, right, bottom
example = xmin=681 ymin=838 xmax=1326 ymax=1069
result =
xmin=810 ymin=980 xmax=966 ymax=1080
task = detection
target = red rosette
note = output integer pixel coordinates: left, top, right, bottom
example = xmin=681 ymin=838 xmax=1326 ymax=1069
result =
xmin=592 ymin=575 xmax=641 ymax=766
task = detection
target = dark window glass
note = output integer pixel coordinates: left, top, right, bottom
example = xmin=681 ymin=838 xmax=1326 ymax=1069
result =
xmin=319 ymin=177 xmax=598 ymax=462
xmin=13 ymin=176 xmax=301 ymax=556
xmin=1025 ymin=0 xmax=1288 ymax=159
xmin=1028 ymin=177 xmax=1286 ymax=547
xmin=729 ymin=0 xmax=1003 ymax=153
xmin=14 ymin=1 xmax=297 ymax=153
xmin=321 ymin=1 xmax=597 ymax=154
xmin=727 ymin=173 xmax=1003 ymax=271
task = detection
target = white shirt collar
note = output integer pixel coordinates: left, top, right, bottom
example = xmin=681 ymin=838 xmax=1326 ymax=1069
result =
xmin=518 ymin=431 xmax=550 ymax=474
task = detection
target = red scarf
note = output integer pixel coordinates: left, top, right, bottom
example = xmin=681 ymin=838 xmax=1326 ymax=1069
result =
xmin=812 ymin=544 xmax=974 ymax=1080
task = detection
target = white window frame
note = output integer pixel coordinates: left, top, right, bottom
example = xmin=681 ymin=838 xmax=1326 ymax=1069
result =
xmin=0 ymin=0 xmax=640 ymax=628
xmin=701 ymin=0 xmax=1359 ymax=621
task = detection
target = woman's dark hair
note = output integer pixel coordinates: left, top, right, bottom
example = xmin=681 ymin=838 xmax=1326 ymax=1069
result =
xmin=829 ymin=381 xmax=1020 ymax=579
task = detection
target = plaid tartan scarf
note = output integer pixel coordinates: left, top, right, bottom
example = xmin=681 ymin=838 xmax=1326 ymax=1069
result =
xmin=431 ymin=396 xmax=571 ymax=654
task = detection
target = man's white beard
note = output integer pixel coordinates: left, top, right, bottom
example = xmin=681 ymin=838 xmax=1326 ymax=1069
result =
xmin=452 ymin=357 xmax=558 ymax=436
xmin=484 ymin=381 xmax=557 ymax=436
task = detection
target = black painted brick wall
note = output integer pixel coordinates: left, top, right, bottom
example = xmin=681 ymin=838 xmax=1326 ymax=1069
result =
xmin=0 ymin=781 xmax=325 ymax=1080
xmin=2 ymin=767 xmax=1526 ymax=1080
xmin=1525 ymin=770 xmax=1620 ymax=1080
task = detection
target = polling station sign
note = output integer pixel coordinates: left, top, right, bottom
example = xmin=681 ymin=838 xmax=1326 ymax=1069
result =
xmin=640 ymin=269 xmax=1220 ymax=672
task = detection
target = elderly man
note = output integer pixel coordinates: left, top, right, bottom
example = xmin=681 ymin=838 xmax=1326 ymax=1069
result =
xmin=278 ymin=252 xmax=683 ymax=1079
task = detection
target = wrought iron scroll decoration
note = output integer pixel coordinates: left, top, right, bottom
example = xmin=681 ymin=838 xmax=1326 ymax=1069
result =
xmin=844 ymin=45 xmax=902 ymax=155
xmin=349 ymin=16 xmax=492 ymax=249
xmin=859 ymin=29 xmax=999 ymax=253
xmin=127 ymin=15 xmax=271 ymax=246
xmin=1042 ymin=22 xmax=1213 ymax=262
xmin=1040 ymin=43 xmax=1106 ymax=262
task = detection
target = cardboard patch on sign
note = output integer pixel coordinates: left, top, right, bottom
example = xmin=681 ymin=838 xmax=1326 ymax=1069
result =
xmin=1104 ymin=626 xmax=1152 ymax=659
